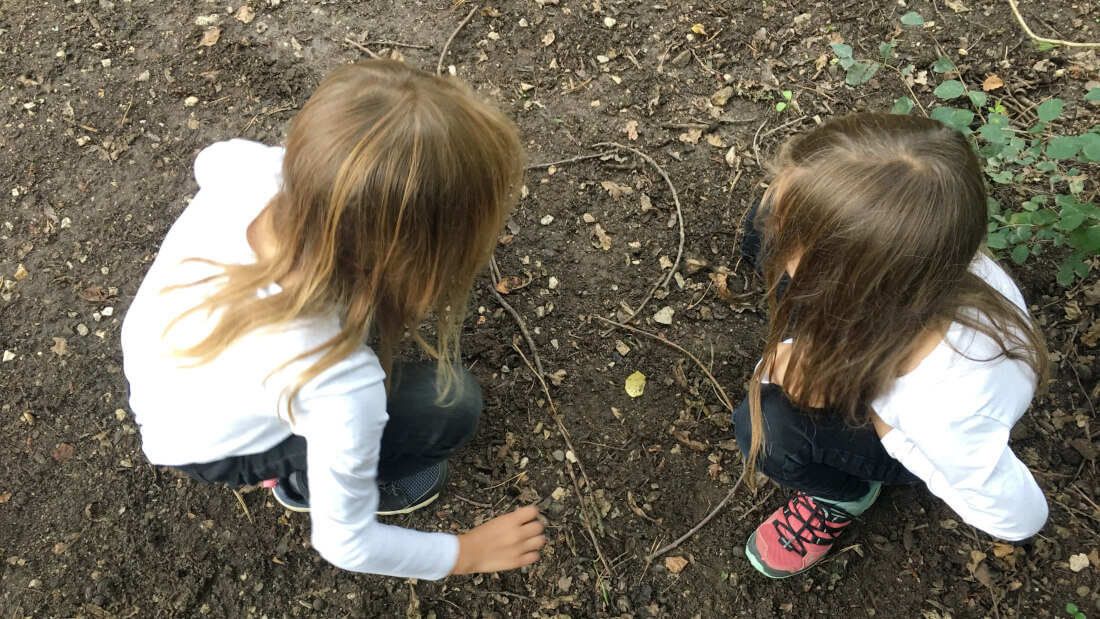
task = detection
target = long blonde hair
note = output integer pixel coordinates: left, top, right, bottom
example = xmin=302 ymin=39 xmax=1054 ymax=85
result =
xmin=744 ymin=113 xmax=1048 ymax=487
xmin=167 ymin=60 xmax=525 ymax=417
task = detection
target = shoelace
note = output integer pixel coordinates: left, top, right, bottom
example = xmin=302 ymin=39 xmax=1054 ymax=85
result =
xmin=772 ymin=494 xmax=852 ymax=557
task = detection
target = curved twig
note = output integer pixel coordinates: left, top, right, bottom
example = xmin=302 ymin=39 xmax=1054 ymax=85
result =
xmin=526 ymin=150 xmax=616 ymax=170
xmin=646 ymin=476 xmax=743 ymax=560
xmin=592 ymin=142 xmax=686 ymax=324
xmin=436 ymin=6 xmax=480 ymax=75
xmin=1008 ymin=0 xmax=1100 ymax=48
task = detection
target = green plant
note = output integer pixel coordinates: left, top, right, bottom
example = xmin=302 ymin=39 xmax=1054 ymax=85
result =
xmin=840 ymin=11 xmax=1100 ymax=285
xmin=1067 ymin=602 xmax=1086 ymax=619
xmin=776 ymin=90 xmax=793 ymax=112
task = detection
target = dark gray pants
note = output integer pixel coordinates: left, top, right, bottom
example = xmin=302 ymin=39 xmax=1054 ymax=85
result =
xmin=176 ymin=362 xmax=482 ymax=485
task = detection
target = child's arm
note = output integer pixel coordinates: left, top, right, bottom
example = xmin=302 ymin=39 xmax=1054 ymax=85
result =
xmin=873 ymin=411 xmax=1047 ymax=541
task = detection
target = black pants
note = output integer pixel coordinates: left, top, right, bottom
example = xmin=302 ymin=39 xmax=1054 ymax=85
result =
xmin=734 ymin=200 xmax=917 ymax=503
xmin=176 ymin=362 xmax=482 ymax=486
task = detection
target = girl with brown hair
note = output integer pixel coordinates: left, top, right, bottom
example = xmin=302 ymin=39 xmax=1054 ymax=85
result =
xmin=733 ymin=112 xmax=1049 ymax=578
xmin=121 ymin=60 xmax=545 ymax=578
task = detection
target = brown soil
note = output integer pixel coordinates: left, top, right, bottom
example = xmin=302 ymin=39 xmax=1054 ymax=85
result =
xmin=2 ymin=1 xmax=1099 ymax=617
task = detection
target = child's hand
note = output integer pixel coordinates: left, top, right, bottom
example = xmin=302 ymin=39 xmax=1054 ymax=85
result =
xmin=452 ymin=505 xmax=545 ymax=574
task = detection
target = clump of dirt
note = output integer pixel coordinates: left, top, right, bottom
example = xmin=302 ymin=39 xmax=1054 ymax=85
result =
xmin=2 ymin=0 xmax=1099 ymax=617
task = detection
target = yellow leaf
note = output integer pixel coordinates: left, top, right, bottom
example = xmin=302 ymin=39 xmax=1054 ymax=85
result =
xmin=625 ymin=371 xmax=646 ymax=398
xmin=690 ymin=23 xmax=706 ymax=35
xmin=665 ymin=556 xmax=688 ymax=573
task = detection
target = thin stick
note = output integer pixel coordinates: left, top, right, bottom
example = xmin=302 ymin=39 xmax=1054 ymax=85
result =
xmin=593 ymin=315 xmax=733 ymax=411
xmin=511 ymin=343 xmax=615 ymax=577
xmin=487 ymin=258 xmax=544 ymax=379
xmin=343 ymin=37 xmax=381 ymax=59
xmin=526 ymin=150 xmax=616 ymax=170
xmin=647 ymin=475 xmax=744 ymax=560
xmin=454 ymin=494 xmax=492 ymax=508
xmin=759 ymin=115 xmax=809 ymax=140
xmin=592 ymin=142 xmax=686 ymax=323
xmin=1007 ymin=0 xmax=1100 ymax=48
xmin=365 ymin=40 xmax=432 ymax=50
xmin=436 ymin=6 xmax=479 ymax=75
xmin=231 ymin=489 xmax=254 ymax=523
xmin=884 ymin=64 xmax=929 ymax=117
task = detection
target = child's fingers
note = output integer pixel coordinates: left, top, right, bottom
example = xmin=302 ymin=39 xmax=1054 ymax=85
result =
xmin=516 ymin=551 xmax=540 ymax=567
xmin=521 ymin=534 xmax=546 ymax=553
xmin=518 ymin=519 xmax=544 ymax=537
xmin=509 ymin=505 xmax=539 ymax=522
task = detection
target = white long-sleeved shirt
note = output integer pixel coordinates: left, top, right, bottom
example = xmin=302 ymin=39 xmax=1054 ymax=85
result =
xmin=871 ymin=254 xmax=1047 ymax=541
xmin=121 ymin=139 xmax=459 ymax=579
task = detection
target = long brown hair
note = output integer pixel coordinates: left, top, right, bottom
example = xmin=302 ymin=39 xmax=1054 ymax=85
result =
xmin=744 ymin=113 xmax=1048 ymax=487
xmin=166 ymin=59 xmax=525 ymax=418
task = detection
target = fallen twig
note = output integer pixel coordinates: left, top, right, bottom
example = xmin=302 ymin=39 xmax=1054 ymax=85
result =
xmin=365 ymin=39 xmax=431 ymax=50
xmin=527 ymin=150 xmax=616 ymax=170
xmin=487 ymin=256 xmax=543 ymax=379
xmin=436 ymin=6 xmax=480 ymax=75
xmin=592 ymin=142 xmax=686 ymax=324
xmin=343 ymin=37 xmax=381 ymax=59
xmin=592 ymin=315 xmax=733 ymax=411
xmin=1008 ymin=0 xmax=1100 ymax=48
xmin=647 ymin=476 xmax=744 ymax=560
xmin=231 ymin=489 xmax=254 ymax=523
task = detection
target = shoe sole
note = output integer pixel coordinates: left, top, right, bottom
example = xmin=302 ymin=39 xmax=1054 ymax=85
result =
xmin=376 ymin=491 xmax=441 ymax=516
xmin=271 ymin=487 xmax=310 ymax=513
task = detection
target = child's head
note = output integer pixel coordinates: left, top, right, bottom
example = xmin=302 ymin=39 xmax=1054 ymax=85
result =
xmin=744 ymin=112 xmax=1047 ymax=483
xmin=177 ymin=60 xmax=524 ymax=412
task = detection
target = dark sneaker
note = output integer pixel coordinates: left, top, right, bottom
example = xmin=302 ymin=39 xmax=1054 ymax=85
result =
xmin=269 ymin=471 xmax=310 ymax=513
xmin=377 ymin=461 xmax=450 ymax=516
xmin=746 ymin=482 xmax=881 ymax=578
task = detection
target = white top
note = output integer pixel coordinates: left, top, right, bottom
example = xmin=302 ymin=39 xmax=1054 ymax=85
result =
xmin=872 ymin=254 xmax=1047 ymax=541
xmin=121 ymin=139 xmax=459 ymax=579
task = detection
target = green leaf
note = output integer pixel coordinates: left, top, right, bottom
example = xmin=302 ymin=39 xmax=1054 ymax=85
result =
xmin=1028 ymin=209 xmax=1058 ymax=226
xmin=879 ymin=40 xmax=898 ymax=60
xmin=968 ymin=91 xmax=987 ymax=108
xmin=776 ymin=101 xmax=788 ymax=112
xmin=989 ymin=170 xmax=1013 ymax=184
xmin=831 ymin=43 xmax=853 ymax=59
xmin=1057 ymin=262 xmax=1078 ymax=286
xmin=1035 ymin=160 xmax=1057 ymax=172
xmin=932 ymin=56 xmax=956 ymax=73
xmin=891 ymin=97 xmax=914 ymax=115
xmin=846 ymin=62 xmax=881 ymax=86
xmin=1082 ymin=142 xmax=1100 ymax=163
xmin=1036 ymin=98 xmax=1064 ymax=122
xmin=1056 ymin=204 xmax=1088 ymax=232
xmin=986 ymin=230 xmax=1008 ymax=250
xmin=1046 ymin=136 xmax=1081 ymax=160
xmin=1027 ymin=121 xmax=1047 ymax=134
xmin=1069 ymin=224 xmax=1100 ymax=253
xmin=1011 ymin=244 xmax=1029 ymax=264
xmin=929 ymin=107 xmax=974 ymax=132
xmin=1085 ymin=88 xmax=1100 ymax=102
xmin=934 ymin=80 xmax=966 ymax=99
xmin=900 ymin=11 xmax=925 ymax=25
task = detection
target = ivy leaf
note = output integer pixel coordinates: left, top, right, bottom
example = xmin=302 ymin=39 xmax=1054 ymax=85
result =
xmin=879 ymin=40 xmax=898 ymax=60
xmin=1085 ymin=88 xmax=1100 ymax=102
xmin=900 ymin=11 xmax=925 ymax=25
xmin=1036 ymin=99 xmax=1064 ymax=122
xmin=934 ymin=80 xmax=966 ymax=99
xmin=1046 ymin=136 xmax=1081 ymax=160
xmin=986 ymin=230 xmax=1008 ymax=250
xmin=891 ymin=97 xmax=914 ymax=115
xmin=930 ymin=106 xmax=974 ymax=132
xmin=932 ymin=56 xmax=957 ymax=73
xmin=1055 ymin=204 xmax=1088 ymax=232
xmin=846 ymin=62 xmax=881 ymax=86
xmin=1011 ymin=244 xmax=1029 ymax=264
xmin=968 ymin=91 xmax=987 ymax=108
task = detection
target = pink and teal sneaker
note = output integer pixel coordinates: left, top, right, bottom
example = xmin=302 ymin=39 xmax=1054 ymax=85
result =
xmin=746 ymin=482 xmax=881 ymax=578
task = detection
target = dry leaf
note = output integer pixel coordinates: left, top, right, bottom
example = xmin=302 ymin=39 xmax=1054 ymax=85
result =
xmin=542 ymin=30 xmax=556 ymax=47
xmin=592 ymin=223 xmax=612 ymax=250
xmin=80 ymin=286 xmax=108 ymax=302
xmin=992 ymin=543 xmax=1015 ymax=558
xmin=1081 ymin=320 xmax=1100 ymax=347
xmin=1069 ymin=553 xmax=1089 ymax=572
xmin=624 ymin=120 xmax=639 ymax=140
xmin=639 ymin=194 xmax=654 ymax=211
xmin=50 ymin=443 xmax=75 ymax=464
xmin=235 ymin=6 xmax=255 ymax=23
xmin=200 ymin=27 xmax=221 ymax=47
xmin=14 ymin=264 xmax=28 ymax=280
xmin=50 ymin=337 xmax=68 ymax=356
xmin=600 ymin=180 xmax=633 ymax=200
xmin=548 ymin=369 xmax=567 ymax=386
xmin=653 ymin=306 xmax=674 ymax=325
xmin=706 ymin=133 xmax=727 ymax=148
xmin=678 ymin=128 xmax=703 ymax=144
xmin=724 ymin=146 xmax=739 ymax=168
xmin=711 ymin=86 xmax=734 ymax=106
xmin=0 ymin=492 xmax=12 ymax=504
xmin=944 ymin=0 xmax=970 ymax=11
xmin=665 ymin=556 xmax=689 ymax=573
xmin=615 ymin=340 xmax=631 ymax=356
xmin=690 ymin=23 xmax=706 ymax=35
xmin=625 ymin=371 xmax=646 ymax=398
xmin=495 ymin=276 xmax=527 ymax=294
xmin=982 ymin=74 xmax=1003 ymax=91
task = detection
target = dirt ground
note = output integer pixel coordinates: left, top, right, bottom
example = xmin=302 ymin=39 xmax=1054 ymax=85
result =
xmin=2 ymin=0 xmax=1100 ymax=617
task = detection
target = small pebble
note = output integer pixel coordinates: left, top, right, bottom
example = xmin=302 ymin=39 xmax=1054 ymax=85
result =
xmin=552 ymin=449 xmax=565 ymax=462
xmin=76 ymin=323 xmax=89 ymax=336
xmin=540 ymin=215 xmax=554 ymax=225
xmin=184 ymin=96 xmax=199 ymax=107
